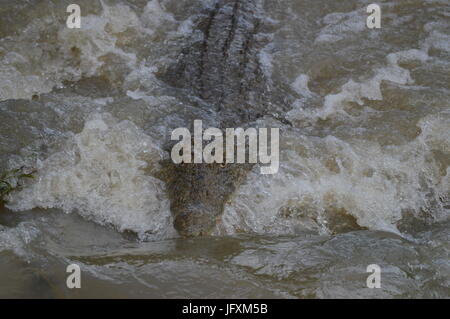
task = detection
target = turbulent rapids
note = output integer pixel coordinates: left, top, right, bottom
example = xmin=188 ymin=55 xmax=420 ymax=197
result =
xmin=0 ymin=0 xmax=449 ymax=298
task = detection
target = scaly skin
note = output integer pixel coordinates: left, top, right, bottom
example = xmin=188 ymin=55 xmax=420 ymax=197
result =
xmin=159 ymin=0 xmax=290 ymax=236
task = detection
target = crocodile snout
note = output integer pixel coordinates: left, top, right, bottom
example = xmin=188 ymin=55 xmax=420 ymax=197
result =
xmin=173 ymin=204 xmax=218 ymax=237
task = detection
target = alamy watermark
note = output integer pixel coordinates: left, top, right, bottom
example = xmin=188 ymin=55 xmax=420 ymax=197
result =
xmin=66 ymin=264 xmax=81 ymax=289
xmin=66 ymin=4 xmax=81 ymax=29
xmin=366 ymin=264 xmax=381 ymax=289
xmin=171 ymin=120 xmax=280 ymax=175
xmin=367 ymin=4 xmax=381 ymax=29
xmin=66 ymin=3 xmax=381 ymax=30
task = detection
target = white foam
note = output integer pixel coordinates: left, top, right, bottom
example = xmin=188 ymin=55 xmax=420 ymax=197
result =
xmin=141 ymin=0 xmax=176 ymax=31
xmin=218 ymin=115 xmax=450 ymax=235
xmin=0 ymin=223 xmax=40 ymax=258
xmin=424 ymin=30 xmax=450 ymax=53
xmin=315 ymin=9 xmax=367 ymax=44
xmin=258 ymin=47 xmax=274 ymax=79
xmin=291 ymin=74 xmax=313 ymax=97
xmin=8 ymin=113 xmax=175 ymax=240
xmin=0 ymin=1 xmax=177 ymax=101
xmin=290 ymin=49 xmax=427 ymax=122
xmin=57 ymin=4 xmax=140 ymax=80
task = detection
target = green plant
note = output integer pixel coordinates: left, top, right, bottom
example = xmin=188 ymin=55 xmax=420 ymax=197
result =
xmin=0 ymin=167 xmax=36 ymax=205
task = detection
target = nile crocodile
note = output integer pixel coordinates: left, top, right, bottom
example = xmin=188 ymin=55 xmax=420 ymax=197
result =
xmin=158 ymin=0 xmax=292 ymax=236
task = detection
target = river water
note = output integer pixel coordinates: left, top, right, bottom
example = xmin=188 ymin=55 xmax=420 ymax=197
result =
xmin=0 ymin=0 xmax=449 ymax=298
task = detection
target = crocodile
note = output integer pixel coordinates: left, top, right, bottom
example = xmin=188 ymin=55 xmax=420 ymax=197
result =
xmin=158 ymin=0 xmax=292 ymax=237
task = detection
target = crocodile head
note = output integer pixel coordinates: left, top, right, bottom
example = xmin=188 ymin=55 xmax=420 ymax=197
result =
xmin=160 ymin=161 xmax=252 ymax=237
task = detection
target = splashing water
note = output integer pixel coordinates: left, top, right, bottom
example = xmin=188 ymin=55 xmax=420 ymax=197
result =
xmin=0 ymin=0 xmax=449 ymax=298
